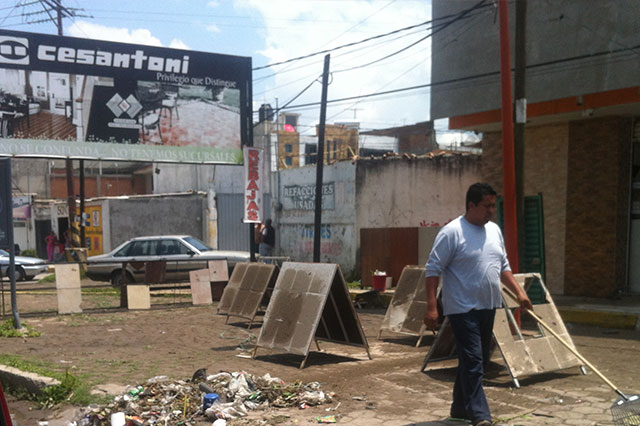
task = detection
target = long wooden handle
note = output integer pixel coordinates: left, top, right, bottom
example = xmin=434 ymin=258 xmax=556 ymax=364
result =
xmin=502 ymin=287 xmax=625 ymax=398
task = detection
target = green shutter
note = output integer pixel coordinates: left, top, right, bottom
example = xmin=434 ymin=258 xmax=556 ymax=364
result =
xmin=497 ymin=194 xmax=547 ymax=304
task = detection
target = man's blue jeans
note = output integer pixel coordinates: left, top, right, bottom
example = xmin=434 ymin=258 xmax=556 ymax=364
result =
xmin=447 ymin=309 xmax=496 ymax=424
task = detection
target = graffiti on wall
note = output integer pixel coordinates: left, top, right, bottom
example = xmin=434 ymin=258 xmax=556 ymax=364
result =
xmin=419 ymin=218 xmax=454 ymax=227
xmin=282 ymin=182 xmax=335 ymax=210
xmin=297 ymin=224 xmax=343 ymax=256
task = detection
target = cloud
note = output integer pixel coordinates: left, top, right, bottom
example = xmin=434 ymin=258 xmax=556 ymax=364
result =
xmin=206 ymin=24 xmax=222 ymax=34
xmin=67 ymin=21 xmax=163 ymax=46
xmin=238 ymin=1 xmax=432 ymax=131
xmin=169 ymin=39 xmax=190 ymax=50
xmin=207 ymin=1 xmax=220 ymax=7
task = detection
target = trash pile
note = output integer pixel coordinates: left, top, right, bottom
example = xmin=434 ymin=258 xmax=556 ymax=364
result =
xmin=73 ymin=370 xmax=335 ymax=425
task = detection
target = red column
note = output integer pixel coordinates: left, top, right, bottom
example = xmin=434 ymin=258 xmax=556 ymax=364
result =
xmin=498 ymin=0 xmax=519 ymax=272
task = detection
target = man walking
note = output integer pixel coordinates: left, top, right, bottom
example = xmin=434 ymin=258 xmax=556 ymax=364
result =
xmin=423 ymin=182 xmax=533 ymax=426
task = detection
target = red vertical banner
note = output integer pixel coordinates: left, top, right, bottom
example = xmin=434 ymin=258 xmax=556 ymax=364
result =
xmin=243 ymin=147 xmax=264 ymax=223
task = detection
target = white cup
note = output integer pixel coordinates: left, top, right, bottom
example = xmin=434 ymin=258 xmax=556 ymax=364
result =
xmin=111 ymin=412 xmax=126 ymax=426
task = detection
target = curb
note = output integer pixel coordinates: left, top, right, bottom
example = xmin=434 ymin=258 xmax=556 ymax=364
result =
xmin=0 ymin=365 xmax=61 ymax=395
xmin=556 ymin=307 xmax=640 ymax=330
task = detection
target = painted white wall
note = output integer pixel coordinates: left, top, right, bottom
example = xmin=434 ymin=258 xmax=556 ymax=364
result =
xmin=278 ymin=162 xmax=357 ymax=274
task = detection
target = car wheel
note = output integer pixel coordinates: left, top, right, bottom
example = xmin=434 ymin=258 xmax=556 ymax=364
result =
xmin=111 ymin=270 xmax=133 ymax=287
xmin=15 ymin=267 xmax=25 ymax=281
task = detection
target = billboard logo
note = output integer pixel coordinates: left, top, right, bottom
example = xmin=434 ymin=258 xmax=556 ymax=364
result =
xmin=0 ymin=36 xmax=29 ymax=65
xmin=106 ymin=93 xmax=142 ymax=118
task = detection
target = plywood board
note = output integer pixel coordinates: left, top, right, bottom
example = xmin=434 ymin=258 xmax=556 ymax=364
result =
xmin=255 ymin=262 xmax=369 ymax=366
xmin=379 ymin=266 xmax=426 ymax=337
xmin=422 ymin=274 xmax=583 ymax=387
xmin=208 ymin=260 xmax=229 ymax=282
xmin=144 ymin=261 xmax=166 ymax=284
xmin=127 ymin=285 xmax=150 ymax=310
xmin=217 ymin=262 xmax=277 ymax=325
xmin=190 ymin=269 xmax=213 ymax=305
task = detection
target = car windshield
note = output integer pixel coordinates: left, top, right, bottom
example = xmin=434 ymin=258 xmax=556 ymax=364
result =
xmin=183 ymin=237 xmax=212 ymax=252
xmin=0 ymin=249 xmax=7 ymax=257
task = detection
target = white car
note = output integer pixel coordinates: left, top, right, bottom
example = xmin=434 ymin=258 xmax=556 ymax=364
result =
xmin=0 ymin=249 xmax=48 ymax=281
xmin=86 ymin=235 xmax=250 ymax=286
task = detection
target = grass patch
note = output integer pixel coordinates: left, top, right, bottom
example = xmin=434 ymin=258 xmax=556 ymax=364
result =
xmin=0 ymin=354 xmax=110 ymax=407
xmin=38 ymin=274 xmax=56 ymax=283
xmin=347 ymin=281 xmax=362 ymax=289
xmin=0 ymin=319 xmax=41 ymax=337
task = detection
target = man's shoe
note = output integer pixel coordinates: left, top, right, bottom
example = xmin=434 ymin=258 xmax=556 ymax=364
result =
xmin=473 ymin=421 xmax=492 ymax=426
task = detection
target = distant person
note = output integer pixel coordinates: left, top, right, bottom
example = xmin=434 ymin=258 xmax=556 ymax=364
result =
xmin=423 ymin=182 xmax=532 ymax=426
xmin=45 ymin=231 xmax=57 ymax=262
xmin=259 ymin=218 xmax=275 ymax=259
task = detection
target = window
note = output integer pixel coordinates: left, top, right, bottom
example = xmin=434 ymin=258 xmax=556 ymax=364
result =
xmin=285 ymin=157 xmax=293 ymax=166
xmin=285 ymin=144 xmax=292 ymax=153
xmin=115 ymin=240 xmax=156 ymax=257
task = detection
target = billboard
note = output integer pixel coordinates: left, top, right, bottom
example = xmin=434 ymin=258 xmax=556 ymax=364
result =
xmin=0 ymin=29 xmax=251 ymax=164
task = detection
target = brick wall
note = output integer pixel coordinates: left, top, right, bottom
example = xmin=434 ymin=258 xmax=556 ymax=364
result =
xmin=482 ymin=124 xmax=569 ymax=294
xmin=565 ymin=116 xmax=632 ymax=297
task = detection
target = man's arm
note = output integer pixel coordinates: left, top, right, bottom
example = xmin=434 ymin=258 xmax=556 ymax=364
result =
xmin=501 ymin=270 xmax=533 ymax=310
xmin=423 ymin=275 xmax=440 ymax=330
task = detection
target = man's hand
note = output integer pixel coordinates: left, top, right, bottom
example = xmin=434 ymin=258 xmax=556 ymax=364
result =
xmin=423 ymin=305 xmax=439 ymax=331
xmin=517 ymin=293 xmax=534 ymax=311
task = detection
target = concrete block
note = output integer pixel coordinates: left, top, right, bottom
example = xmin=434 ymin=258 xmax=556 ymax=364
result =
xmin=0 ymin=365 xmax=60 ymax=395
xmin=127 ymin=285 xmax=150 ymax=310
xmin=57 ymin=287 xmax=82 ymax=314
xmin=55 ymin=264 xmax=81 ymax=289
xmin=190 ymin=269 xmax=212 ymax=305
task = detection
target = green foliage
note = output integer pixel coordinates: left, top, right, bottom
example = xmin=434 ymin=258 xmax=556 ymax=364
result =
xmin=0 ymin=318 xmax=41 ymax=337
xmin=38 ymin=273 xmax=56 ymax=283
xmin=19 ymin=249 xmax=38 ymax=258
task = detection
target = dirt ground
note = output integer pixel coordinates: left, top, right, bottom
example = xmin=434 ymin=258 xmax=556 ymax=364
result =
xmin=2 ymin=279 xmax=640 ymax=425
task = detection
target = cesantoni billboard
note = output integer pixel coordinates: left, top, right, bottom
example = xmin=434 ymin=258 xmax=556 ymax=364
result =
xmin=0 ymin=29 xmax=251 ymax=164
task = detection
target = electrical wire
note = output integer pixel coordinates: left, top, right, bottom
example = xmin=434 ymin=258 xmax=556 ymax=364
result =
xmin=252 ymin=0 xmax=490 ymax=71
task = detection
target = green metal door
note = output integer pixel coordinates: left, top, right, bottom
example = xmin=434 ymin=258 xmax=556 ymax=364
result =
xmin=497 ymin=194 xmax=547 ymax=303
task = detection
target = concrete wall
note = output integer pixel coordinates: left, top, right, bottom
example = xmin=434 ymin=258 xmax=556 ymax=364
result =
xmin=355 ymin=155 xmax=482 ymax=229
xmin=278 ymin=162 xmax=357 ymax=274
xmin=483 ymin=123 xmax=570 ymax=295
xmin=431 ymin=0 xmax=640 ymax=119
xmin=107 ymin=194 xmax=207 ymax=250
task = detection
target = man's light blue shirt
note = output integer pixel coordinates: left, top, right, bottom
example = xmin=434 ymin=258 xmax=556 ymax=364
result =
xmin=426 ymin=215 xmax=510 ymax=315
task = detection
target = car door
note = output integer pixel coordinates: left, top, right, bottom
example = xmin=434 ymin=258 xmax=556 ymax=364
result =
xmin=173 ymin=239 xmax=205 ymax=280
xmin=157 ymin=238 xmax=184 ymax=281
xmin=124 ymin=239 xmax=157 ymax=282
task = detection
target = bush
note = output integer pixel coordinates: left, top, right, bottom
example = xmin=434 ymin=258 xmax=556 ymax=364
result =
xmin=19 ymin=249 xmax=38 ymax=258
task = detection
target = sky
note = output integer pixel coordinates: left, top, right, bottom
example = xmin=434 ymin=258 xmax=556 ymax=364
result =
xmin=0 ymin=0 xmax=436 ymax=140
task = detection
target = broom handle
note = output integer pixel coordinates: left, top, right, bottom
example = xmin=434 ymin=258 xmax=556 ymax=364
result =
xmin=502 ymin=287 xmax=626 ymax=399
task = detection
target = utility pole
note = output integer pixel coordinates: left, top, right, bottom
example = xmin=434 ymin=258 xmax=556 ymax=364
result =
xmin=498 ymin=0 xmax=519 ymax=272
xmin=313 ymin=55 xmax=330 ymax=263
xmin=514 ymin=0 xmax=527 ymax=270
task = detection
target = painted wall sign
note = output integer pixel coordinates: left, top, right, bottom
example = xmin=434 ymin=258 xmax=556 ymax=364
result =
xmin=243 ymin=147 xmax=263 ymax=223
xmin=0 ymin=29 xmax=251 ymax=164
xmin=282 ymin=182 xmax=335 ymax=210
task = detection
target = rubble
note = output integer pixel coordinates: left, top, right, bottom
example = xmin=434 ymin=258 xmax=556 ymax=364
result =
xmin=72 ymin=371 xmax=334 ymax=425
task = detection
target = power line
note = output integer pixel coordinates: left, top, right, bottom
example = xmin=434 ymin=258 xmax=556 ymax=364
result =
xmin=252 ymin=0 xmax=490 ymax=71
xmin=271 ymin=42 xmax=640 ymax=114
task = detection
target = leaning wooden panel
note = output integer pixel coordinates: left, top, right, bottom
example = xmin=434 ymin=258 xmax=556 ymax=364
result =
xmin=254 ymin=262 xmax=370 ymax=368
xmin=493 ymin=273 xmax=584 ymax=387
xmin=217 ymin=263 xmax=248 ymax=314
xmin=379 ymin=266 xmax=426 ymax=339
xmin=217 ymin=262 xmax=277 ymax=327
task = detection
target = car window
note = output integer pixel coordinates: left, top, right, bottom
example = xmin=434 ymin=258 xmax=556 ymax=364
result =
xmin=115 ymin=240 xmax=157 ymax=257
xmin=183 ymin=237 xmax=212 ymax=252
xmin=113 ymin=243 xmax=133 ymax=257
xmin=157 ymin=239 xmax=189 ymax=256
xmin=0 ymin=250 xmax=7 ymax=257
